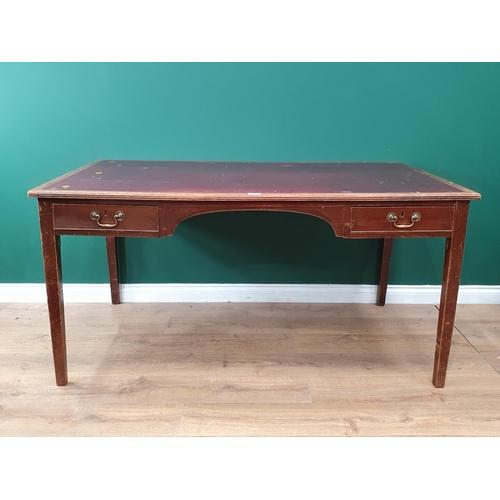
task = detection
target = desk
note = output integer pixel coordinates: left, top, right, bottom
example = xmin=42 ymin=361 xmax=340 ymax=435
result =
xmin=28 ymin=161 xmax=480 ymax=388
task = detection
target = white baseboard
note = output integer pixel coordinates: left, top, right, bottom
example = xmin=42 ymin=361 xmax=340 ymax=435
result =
xmin=1 ymin=283 xmax=499 ymax=304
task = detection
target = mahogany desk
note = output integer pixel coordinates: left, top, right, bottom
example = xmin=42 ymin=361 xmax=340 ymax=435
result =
xmin=28 ymin=161 xmax=480 ymax=388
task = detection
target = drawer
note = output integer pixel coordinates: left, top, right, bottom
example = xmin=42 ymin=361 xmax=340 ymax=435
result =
xmin=350 ymin=205 xmax=455 ymax=234
xmin=53 ymin=203 xmax=159 ymax=233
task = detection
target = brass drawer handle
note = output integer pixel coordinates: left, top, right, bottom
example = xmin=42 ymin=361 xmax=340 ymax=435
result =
xmin=386 ymin=211 xmax=421 ymax=228
xmin=90 ymin=210 xmax=125 ymax=227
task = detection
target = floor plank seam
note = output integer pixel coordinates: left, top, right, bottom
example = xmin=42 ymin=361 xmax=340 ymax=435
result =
xmin=437 ymin=303 xmax=500 ymax=377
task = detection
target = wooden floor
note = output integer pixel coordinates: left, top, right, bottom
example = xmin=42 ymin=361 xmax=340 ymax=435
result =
xmin=1 ymin=302 xmax=499 ymax=436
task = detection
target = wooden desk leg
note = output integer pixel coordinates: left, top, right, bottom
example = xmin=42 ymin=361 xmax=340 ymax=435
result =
xmin=432 ymin=201 xmax=470 ymax=388
xmin=39 ymin=200 xmax=68 ymax=386
xmin=377 ymin=238 xmax=393 ymax=306
xmin=106 ymin=236 xmax=121 ymax=304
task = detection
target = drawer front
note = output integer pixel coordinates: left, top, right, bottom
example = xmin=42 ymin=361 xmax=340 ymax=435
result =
xmin=350 ymin=205 xmax=455 ymax=234
xmin=53 ymin=203 xmax=159 ymax=233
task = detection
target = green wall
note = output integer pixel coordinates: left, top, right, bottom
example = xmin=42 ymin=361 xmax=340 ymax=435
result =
xmin=1 ymin=63 xmax=498 ymax=285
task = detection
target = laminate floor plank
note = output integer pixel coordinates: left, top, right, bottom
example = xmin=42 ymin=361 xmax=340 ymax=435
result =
xmin=1 ymin=303 xmax=499 ymax=436
xmin=453 ymin=304 xmax=500 ymax=375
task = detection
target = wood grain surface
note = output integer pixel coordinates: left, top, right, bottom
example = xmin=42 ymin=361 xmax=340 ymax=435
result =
xmin=1 ymin=302 xmax=499 ymax=436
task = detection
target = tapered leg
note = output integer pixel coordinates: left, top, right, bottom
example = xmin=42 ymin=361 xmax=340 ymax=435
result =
xmin=432 ymin=201 xmax=470 ymax=388
xmin=377 ymin=238 xmax=393 ymax=306
xmin=39 ymin=200 xmax=67 ymax=386
xmin=106 ymin=236 xmax=120 ymax=304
